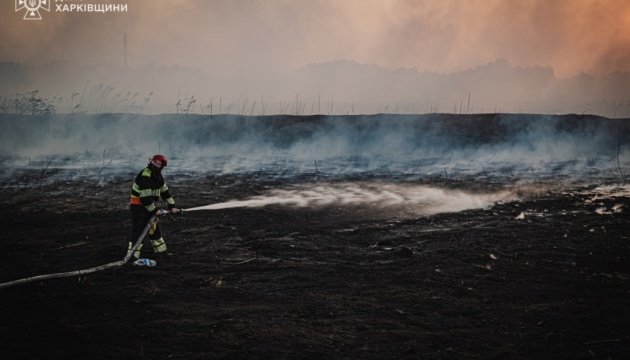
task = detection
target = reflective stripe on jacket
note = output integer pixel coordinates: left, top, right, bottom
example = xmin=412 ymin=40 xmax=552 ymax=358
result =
xmin=130 ymin=166 xmax=175 ymax=212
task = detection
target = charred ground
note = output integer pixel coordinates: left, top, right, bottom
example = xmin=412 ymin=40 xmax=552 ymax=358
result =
xmin=1 ymin=113 xmax=630 ymax=359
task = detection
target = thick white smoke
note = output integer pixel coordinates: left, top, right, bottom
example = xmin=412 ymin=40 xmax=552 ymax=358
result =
xmin=1 ymin=113 xmax=628 ymax=187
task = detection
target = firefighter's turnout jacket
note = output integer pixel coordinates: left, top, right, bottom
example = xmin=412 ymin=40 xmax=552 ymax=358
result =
xmin=128 ymin=165 xmax=176 ymax=258
xmin=130 ymin=166 xmax=176 ymax=212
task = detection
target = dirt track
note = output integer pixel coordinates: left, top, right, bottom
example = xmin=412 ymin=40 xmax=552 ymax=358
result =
xmin=1 ymin=174 xmax=629 ymax=359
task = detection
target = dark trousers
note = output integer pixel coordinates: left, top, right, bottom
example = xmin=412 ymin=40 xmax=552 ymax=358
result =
xmin=130 ymin=205 xmax=162 ymax=244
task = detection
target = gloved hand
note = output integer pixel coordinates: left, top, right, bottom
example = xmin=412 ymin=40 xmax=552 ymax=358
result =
xmin=170 ymin=207 xmax=180 ymax=214
xmin=156 ymin=209 xmax=169 ymax=217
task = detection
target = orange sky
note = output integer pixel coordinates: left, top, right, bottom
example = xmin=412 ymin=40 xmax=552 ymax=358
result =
xmin=1 ymin=0 xmax=629 ymax=78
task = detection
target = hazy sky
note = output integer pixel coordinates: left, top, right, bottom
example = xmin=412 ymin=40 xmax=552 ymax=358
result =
xmin=1 ymin=0 xmax=629 ymax=78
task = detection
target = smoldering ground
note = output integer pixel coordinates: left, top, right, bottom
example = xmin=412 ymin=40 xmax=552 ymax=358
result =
xmin=1 ymin=112 xmax=628 ymax=220
xmin=2 ymin=113 xmax=630 ymax=359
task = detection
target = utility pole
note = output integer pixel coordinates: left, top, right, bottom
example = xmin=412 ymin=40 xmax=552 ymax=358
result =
xmin=122 ymin=33 xmax=129 ymax=67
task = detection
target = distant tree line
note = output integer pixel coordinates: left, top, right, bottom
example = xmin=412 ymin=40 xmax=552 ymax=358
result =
xmin=0 ymin=90 xmax=55 ymax=115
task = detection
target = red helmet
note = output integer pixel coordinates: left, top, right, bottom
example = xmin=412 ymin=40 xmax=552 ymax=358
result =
xmin=149 ymin=154 xmax=168 ymax=169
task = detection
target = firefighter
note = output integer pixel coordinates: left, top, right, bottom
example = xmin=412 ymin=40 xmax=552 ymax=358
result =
xmin=128 ymin=154 xmax=179 ymax=260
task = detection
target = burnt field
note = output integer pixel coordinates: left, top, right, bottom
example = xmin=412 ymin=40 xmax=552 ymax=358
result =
xmin=1 ymin=113 xmax=630 ymax=359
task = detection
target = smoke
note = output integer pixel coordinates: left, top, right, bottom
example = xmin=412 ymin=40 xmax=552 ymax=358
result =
xmin=3 ymin=0 xmax=629 ymax=78
xmin=185 ymin=182 xmax=516 ymax=216
xmin=376 ymin=0 xmax=630 ymax=77
xmin=0 ymin=113 xmax=627 ymax=186
xmin=2 ymin=0 xmax=630 ymax=116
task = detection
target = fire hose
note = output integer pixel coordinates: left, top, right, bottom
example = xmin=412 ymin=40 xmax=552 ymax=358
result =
xmin=0 ymin=209 xmax=178 ymax=290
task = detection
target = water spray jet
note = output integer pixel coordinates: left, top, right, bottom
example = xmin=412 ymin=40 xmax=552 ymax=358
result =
xmin=182 ymin=183 xmax=519 ymax=216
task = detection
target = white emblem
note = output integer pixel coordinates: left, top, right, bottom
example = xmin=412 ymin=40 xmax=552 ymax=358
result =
xmin=15 ymin=0 xmax=50 ymax=20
